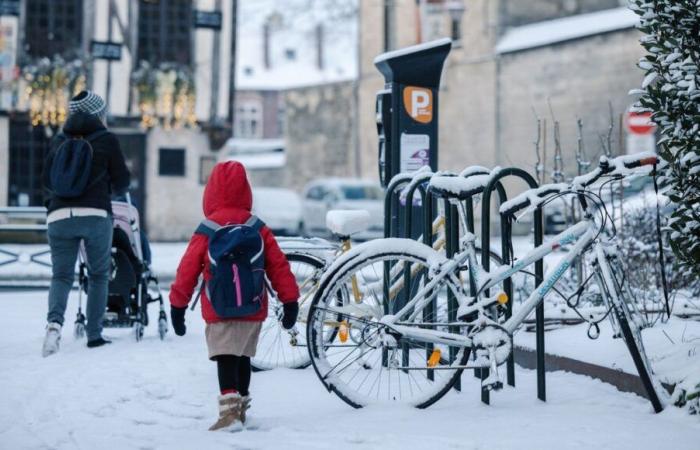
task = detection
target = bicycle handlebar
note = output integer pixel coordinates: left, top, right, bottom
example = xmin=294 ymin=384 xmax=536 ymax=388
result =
xmin=499 ymin=152 xmax=659 ymax=217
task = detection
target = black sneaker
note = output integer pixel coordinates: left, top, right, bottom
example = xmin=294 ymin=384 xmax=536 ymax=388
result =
xmin=87 ymin=337 xmax=112 ymax=348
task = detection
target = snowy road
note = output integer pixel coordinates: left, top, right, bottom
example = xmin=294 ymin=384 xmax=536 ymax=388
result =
xmin=1 ymin=291 xmax=698 ymax=450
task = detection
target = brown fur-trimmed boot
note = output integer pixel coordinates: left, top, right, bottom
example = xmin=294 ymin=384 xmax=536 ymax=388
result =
xmin=209 ymin=393 xmax=242 ymax=431
xmin=239 ymin=396 xmax=251 ymax=424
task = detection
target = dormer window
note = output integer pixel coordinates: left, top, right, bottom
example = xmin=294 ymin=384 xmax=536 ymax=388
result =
xmin=285 ymin=48 xmax=297 ymax=61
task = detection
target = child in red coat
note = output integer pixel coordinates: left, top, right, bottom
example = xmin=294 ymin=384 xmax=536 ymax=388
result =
xmin=169 ymin=161 xmax=299 ymax=431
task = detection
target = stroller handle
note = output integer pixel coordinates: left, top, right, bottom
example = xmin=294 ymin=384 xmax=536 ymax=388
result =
xmin=120 ymin=192 xmax=143 ymax=261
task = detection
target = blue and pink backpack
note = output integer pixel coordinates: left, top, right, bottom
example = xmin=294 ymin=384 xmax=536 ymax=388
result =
xmin=194 ymin=216 xmax=266 ymax=318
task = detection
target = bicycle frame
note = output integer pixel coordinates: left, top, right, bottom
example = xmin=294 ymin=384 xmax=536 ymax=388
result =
xmin=385 ymin=218 xmax=598 ymax=348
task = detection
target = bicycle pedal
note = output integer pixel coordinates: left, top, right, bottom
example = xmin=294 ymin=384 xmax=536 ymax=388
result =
xmin=481 ymin=379 xmax=503 ymax=392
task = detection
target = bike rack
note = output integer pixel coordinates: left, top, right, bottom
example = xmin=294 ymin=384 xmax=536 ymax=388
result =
xmin=481 ymin=168 xmax=546 ymax=403
xmin=383 ymin=165 xmax=547 ymax=405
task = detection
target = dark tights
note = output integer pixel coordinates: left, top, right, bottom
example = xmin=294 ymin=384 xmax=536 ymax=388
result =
xmin=216 ymin=355 xmax=251 ymax=396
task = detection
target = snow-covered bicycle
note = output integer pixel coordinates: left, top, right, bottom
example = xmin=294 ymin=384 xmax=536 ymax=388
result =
xmin=254 ymin=211 xmax=511 ymax=371
xmin=252 ymin=211 xmax=372 ymax=371
xmin=305 ymin=152 xmax=668 ymax=411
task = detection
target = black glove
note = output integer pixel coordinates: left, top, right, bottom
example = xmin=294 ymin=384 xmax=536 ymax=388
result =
xmin=170 ymin=306 xmax=187 ymax=336
xmin=281 ymin=302 xmax=299 ymax=330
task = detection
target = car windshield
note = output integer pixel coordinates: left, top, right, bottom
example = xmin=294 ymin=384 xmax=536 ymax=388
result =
xmin=340 ymin=185 xmax=383 ymax=200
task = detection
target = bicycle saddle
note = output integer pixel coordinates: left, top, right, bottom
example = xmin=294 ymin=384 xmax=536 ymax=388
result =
xmin=326 ymin=209 xmax=371 ymax=238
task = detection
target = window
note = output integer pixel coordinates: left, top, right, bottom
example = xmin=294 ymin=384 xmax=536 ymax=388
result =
xmin=341 ymin=186 xmax=384 ymax=201
xmin=25 ymin=0 xmax=83 ymax=58
xmin=138 ymin=0 xmax=193 ymax=66
xmin=276 ymin=101 xmax=286 ymax=136
xmin=306 ymin=186 xmax=323 ymax=201
xmin=284 ymin=48 xmax=296 ymax=60
xmin=450 ymin=17 xmax=462 ymax=42
xmin=159 ymin=148 xmax=186 ymax=176
xmin=235 ymin=100 xmax=263 ymax=139
xmin=199 ymin=156 xmax=217 ymax=184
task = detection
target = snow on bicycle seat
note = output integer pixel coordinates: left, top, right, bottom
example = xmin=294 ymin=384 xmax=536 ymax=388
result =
xmin=428 ymin=173 xmax=490 ymax=200
xmin=326 ymin=210 xmax=371 ymax=237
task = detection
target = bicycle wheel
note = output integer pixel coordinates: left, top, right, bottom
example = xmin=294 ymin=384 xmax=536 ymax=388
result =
xmin=307 ymin=240 xmax=469 ymax=408
xmin=596 ymin=249 xmax=666 ymax=412
xmin=252 ymin=252 xmax=325 ymax=371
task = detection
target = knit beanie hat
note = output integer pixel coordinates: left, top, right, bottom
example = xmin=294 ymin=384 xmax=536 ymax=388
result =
xmin=69 ymin=91 xmax=107 ymax=121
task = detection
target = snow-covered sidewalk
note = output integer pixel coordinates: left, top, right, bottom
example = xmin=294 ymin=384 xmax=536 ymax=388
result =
xmin=1 ymin=291 xmax=698 ymax=450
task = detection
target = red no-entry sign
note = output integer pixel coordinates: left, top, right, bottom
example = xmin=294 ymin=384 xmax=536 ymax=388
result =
xmin=626 ymin=112 xmax=656 ymax=135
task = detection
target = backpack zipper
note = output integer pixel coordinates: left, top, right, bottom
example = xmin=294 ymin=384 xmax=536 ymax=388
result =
xmin=232 ymin=263 xmax=243 ymax=307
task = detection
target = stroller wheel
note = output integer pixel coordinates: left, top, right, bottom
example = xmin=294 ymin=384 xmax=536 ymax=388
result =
xmin=158 ymin=318 xmax=168 ymax=341
xmin=134 ymin=322 xmax=144 ymax=342
xmin=74 ymin=321 xmax=86 ymax=340
xmin=74 ymin=311 xmax=86 ymax=339
xmin=158 ymin=310 xmax=168 ymax=340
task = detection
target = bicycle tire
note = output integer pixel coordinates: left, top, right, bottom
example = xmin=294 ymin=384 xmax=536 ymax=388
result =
xmin=252 ymin=252 xmax=326 ymax=371
xmin=598 ymin=253 xmax=666 ymax=413
xmin=307 ymin=241 xmax=469 ymax=409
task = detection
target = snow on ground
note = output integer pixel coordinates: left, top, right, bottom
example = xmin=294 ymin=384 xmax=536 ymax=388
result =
xmin=514 ymin=317 xmax=700 ymax=386
xmin=1 ymin=291 xmax=698 ymax=450
xmin=0 ymin=242 xmax=188 ymax=283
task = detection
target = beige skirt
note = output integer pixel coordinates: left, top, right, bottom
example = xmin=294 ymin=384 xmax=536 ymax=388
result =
xmin=205 ymin=320 xmax=263 ymax=360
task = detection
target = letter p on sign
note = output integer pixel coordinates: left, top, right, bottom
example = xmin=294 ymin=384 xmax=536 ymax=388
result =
xmin=403 ymin=86 xmax=433 ymax=124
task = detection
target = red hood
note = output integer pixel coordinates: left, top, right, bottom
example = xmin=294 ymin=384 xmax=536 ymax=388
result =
xmin=203 ymin=161 xmax=252 ymax=217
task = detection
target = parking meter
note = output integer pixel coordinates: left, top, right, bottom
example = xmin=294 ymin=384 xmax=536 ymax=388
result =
xmin=376 ymin=89 xmax=393 ymax=187
xmin=374 ymin=38 xmax=452 ymax=187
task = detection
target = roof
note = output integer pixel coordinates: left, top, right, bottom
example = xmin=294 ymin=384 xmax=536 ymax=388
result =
xmin=222 ymin=138 xmax=286 ymax=170
xmin=495 ymin=7 xmax=639 ymax=55
xmin=236 ymin=0 xmax=358 ymax=91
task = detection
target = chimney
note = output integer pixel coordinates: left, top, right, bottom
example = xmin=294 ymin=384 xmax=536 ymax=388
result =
xmin=263 ymin=21 xmax=271 ymax=69
xmin=315 ymin=23 xmax=324 ymax=71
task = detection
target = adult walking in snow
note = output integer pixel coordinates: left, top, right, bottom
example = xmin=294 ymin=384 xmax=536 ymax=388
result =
xmin=41 ymin=91 xmax=130 ymax=356
xmin=169 ymin=161 xmax=300 ymax=431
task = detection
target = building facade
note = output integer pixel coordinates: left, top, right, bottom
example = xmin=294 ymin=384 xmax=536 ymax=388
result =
xmin=357 ymin=0 xmax=643 ymax=186
xmin=225 ymin=0 xmax=359 ymax=191
xmin=0 ymin=0 xmax=237 ymax=240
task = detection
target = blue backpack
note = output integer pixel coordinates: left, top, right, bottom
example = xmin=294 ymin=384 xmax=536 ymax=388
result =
xmin=195 ymin=216 xmax=266 ymax=318
xmin=47 ymin=130 xmax=108 ymax=198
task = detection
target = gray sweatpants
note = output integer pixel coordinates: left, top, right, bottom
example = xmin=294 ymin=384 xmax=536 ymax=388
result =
xmin=47 ymin=215 xmax=113 ymax=341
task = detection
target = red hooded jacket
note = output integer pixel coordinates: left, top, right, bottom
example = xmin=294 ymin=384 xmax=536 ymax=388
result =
xmin=169 ymin=161 xmax=299 ymax=323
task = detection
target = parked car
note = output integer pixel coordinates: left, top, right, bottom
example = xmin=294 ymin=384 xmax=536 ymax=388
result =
xmin=301 ymin=178 xmax=384 ymax=239
xmin=252 ymin=187 xmax=303 ymax=236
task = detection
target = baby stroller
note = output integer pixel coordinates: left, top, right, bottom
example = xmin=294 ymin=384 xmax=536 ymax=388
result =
xmin=74 ymin=195 xmax=168 ymax=341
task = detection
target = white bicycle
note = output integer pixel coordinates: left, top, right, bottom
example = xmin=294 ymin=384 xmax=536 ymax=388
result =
xmin=306 ymin=153 xmax=668 ymax=411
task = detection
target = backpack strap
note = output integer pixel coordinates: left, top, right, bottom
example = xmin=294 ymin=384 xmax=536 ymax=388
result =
xmin=195 ymin=219 xmax=220 ymax=238
xmin=85 ymin=129 xmax=109 ymax=142
xmin=245 ymin=215 xmax=265 ymax=232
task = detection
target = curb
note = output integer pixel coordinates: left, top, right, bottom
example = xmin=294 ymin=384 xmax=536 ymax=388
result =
xmin=514 ymin=346 xmax=674 ymax=399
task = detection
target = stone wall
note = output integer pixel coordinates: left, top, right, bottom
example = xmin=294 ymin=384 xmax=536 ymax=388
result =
xmin=497 ymin=29 xmax=644 ymax=174
xmin=145 ymin=127 xmax=215 ymax=241
xmin=282 ymin=80 xmax=358 ymax=192
xmin=262 ymin=91 xmax=282 ymax=139
xmin=501 ymin=0 xmax=623 ymax=28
